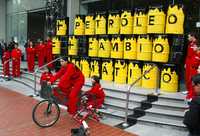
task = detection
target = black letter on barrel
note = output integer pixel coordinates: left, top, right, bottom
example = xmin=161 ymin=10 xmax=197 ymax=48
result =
xmin=163 ymin=73 xmax=171 ymax=83
xmin=99 ymin=42 xmax=105 ymax=50
xmin=149 ymin=15 xmax=155 ymax=25
xmin=102 ymin=66 xmax=108 ymax=74
xmin=168 ymin=14 xmax=177 ymax=24
xmin=96 ymin=19 xmax=100 ymax=27
xmin=91 ymin=64 xmax=95 ymax=71
xmin=113 ymin=43 xmax=118 ymax=51
xmin=121 ymin=18 xmax=128 ymax=26
xmin=136 ymin=17 xmax=142 ymax=26
xmin=89 ymin=42 xmax=93 ymax=50
xmin=144 ymin=72 xmax=150 ymax=80
xmin=125 ymin=42 xmax=131 ymax=51
xmin=154 ymin=44 xmax=164 ymax=53
xmin=75 ymin=22 xmax=80 ymax=29
xmin=85 ymin=21 xmax=90 ymax=29
xmin=115 ymin=67 xmax=120 ymax=76
xmin=109 ymin=19 xmax=114 ymax=27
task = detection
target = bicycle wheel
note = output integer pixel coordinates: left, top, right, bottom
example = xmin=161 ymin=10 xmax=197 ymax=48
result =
xmin=32 ymin=100 xmax=60 ymax=128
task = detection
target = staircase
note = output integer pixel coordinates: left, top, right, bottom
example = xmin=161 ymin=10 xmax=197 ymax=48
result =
xmin=0 ymin=62 xmax=188 ymax=135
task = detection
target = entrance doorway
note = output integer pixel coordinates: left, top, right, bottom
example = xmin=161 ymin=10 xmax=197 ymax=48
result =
xmin=27 ymin=10 xmax=46 ymax=44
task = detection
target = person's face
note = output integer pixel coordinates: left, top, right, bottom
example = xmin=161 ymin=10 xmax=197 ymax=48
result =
xmin=14 ymin=44 xmax=18 ymax=48
xmin=193 ymin=82 xmax=200 ymax=95
xmin=188 ymin=34 xmax=196 ymax=42
xmin=60 ymin=59 xmax=67 ymax=66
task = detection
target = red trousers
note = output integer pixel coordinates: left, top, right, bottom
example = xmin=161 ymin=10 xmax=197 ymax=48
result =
xmin=12 ymin=59 xmax=21 ymax=77
xmin=53 ymin=77 xmax=85 ymax=115
xmin=3 ymin=60 xmax=10 ymax=76
xmin=27 ymin=56 xmax=35 ymax=72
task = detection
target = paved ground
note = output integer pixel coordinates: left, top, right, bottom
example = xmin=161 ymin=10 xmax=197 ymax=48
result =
xmin=0 ymin=86 xmax=137 ymax=136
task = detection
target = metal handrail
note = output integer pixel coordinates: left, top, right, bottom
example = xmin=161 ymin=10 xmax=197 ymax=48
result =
xmin=33 ymin=57 xmax=62 ymax=96
xmin=122 ymin=64 xmax=157 ymax=127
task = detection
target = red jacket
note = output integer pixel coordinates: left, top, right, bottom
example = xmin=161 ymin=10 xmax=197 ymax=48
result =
xmin=2 ymin=51 xmax=10 ymax=63
xmin=27 ymin=47 xmax=35 ymax=59
xmin=86 ymin=83 xmax=105 ymax=108
xmin=50 ymin=63 xmax=85 ymax=92
xmin=11 ymin=48 xmax=22 ymax=59
xmin=185 ymin=41 xmax=197 ymax=66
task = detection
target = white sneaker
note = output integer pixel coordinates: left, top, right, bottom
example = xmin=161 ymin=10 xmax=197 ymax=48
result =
xmin=181 ymin=91 xmax=188 ymax=95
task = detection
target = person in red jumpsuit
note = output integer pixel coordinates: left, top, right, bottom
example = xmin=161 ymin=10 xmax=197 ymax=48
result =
xmin=36 ymin=40 xmax=45 ymax=68
xmin=2 ymin=47 xmax=10 ymax=77
xmin=26 ymin=41 xmax=35 ymax=72
xmin=84 ymin=75 xmax=105 ymax=108
xmin=49 ymin=57 xmax=85 ymax=115
xmin=40 ymin=67 xmax=53 ymax=85
xmin=185 ymin=33 xmax=198 ymax=98
xmin=11 ymin=43 xmax=22 ymax=77
xmin=45 ymin=37 xmax=53 ymax=68
xmin=186 ymin=49 xmax=200 ymax=100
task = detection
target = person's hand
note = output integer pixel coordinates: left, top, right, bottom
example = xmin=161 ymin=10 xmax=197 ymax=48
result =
xmin=197 ymin=66 xmax=200 ymax=73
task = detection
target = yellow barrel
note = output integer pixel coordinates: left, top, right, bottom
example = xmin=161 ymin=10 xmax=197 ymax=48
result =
xmin=90 ymin=59 xmax=100 ymax=77
xmin=127 ymin=61 xmax=142 ymax=86
xmin=137 ymin=35 xmax=152 ymax=61
xmin=68 ymin=35 xmax=78 ymax=56
xmin=152 ymin=35 xmax=169 ymax=62
xmin=95 ymin=12 xmax=107 ymax=34
xmin=98 ymin=35 xmax=111 ymax=58
xmin=124 ymin=35 xmax=137 ymax=60
xmin=56 ymin=18 xmax=68 ymax=36
xmin=101 ymin=59 xmax=113 ymax=81
xmin=165 ymin=5 xmax=185 ymax=34
xmin=114 ymin=60 xmax=127 ymax=84
xmin=107 ymin=11 xmax=120 ymax=34
xmin=120 ymin=10 xmax=133 ymax=34
xmin=80 ymin=59 xmax=90 ymax=78
xmin=111 ymin=35 xmax=123 ymax=59
xmin=142 ymin=63 xmax=159 ymax=89
xmin=147 ymin=7 xmax=166 ymax=34
xmin=52 ymin=37 xmax=61 ymax=54
xmin=133 ymin=9 xmax=147 ymax=34
xmin=74 ymin=15 xmax=85 ymax=35
xmin=160 ymin=64 xmax=178 ymax=93
xmin=85 ymin=14 xmax=95 ymax=35
xmin=88 ymin=36 xmax=98 ymax=57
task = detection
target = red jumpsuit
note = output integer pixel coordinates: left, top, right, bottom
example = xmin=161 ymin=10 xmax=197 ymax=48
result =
xmin=50 ymin=63 xmax=85 ymax=115
xmin=40 ymin=72 xmax=53 ymax=85
xmin=85 ymin=83 xmax=105 ymax=108
xmin=2 ymin=51 xmax=10 ymax=76
xmin=26 ymin=47 xmax=35 ymax=72
xmin=186 ymin=51 xmax=200 ymax=99
xmin=46 ymin=39 xmax=53 ymax=68
xmin=36 ymin=43 xmax=45 ymax=67
xmin=11 ymin=48 xmax=22 ymax=77
xmin=185 ymin=41 xmax=197 ymax=98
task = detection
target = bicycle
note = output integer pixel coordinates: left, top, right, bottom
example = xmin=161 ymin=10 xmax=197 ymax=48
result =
xmin=32 ymin=81 xmax=103 ymax=128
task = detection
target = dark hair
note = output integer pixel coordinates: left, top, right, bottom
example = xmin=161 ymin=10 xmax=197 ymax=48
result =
xmin=61 ymin=56 xmax=68 ymax=61
xmin=192 ymin=74 xmax=200 ymax=85
xmin=189 ymin=32 xmax=198 ymax=39
xmin=91 ymin=75 xmax=100 ymax=83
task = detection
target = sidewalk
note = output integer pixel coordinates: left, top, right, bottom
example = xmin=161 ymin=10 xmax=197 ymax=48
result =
xmin=0 ymin=86 xmax=137 ymax=136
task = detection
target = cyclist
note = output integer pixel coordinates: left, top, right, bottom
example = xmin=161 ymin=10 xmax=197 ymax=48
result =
xmin=49 ymin=57 xmax=85 ymax=115
xmin=84 ymin=75 xmax=105 ymax=109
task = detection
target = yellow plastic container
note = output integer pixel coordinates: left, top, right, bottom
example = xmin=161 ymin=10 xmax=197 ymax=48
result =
xmin=165 ymin=5 xmax=185 ymax=34
xmin=90 ymin=59 xmax=100 ymax=77
xmin=80 ymin=59 xmax=90 ymax=78
xmin=74 ymin=15 xmax=85 ymax=35
xmin=114 ymin=60 xmax=127 ymax=84
xmin=120 ymin=10 xmax=133 ymax=34
xmin=98 ymin=35 xmax=111 ymax=58
xmin=147 ymin=7 xmax=166 ymax=34
xmin=137 ymin=35 xmax=152 ymax=61
xmin=107 ymin=11 xmax=120 ymax=34
xmin=56 ymin=18 xmax=68 ymax=36
xmin=52 ymin=37 xmax=61 ymax=54
xmin=133 ymin=9 xmax=147 ymax=34
xmin=160 ymin=64 xmax=178 ymax=92
xmin=85 ymin=14 xmax=95 ymax=35
xmin=123 ymin=35 xmax=137 ymax=60
xmin=101 ymin=59 xmax=113 ymax=81
xmin=111 ymin=35 xmax=123 ymax=59
xmin=95 ymin=12 xmax=107 ymax=34
xmin=68 ymin=35 xmax=78 ymax=56
xmin=88 ymin=36 xmax=98 ymax=57
xmin=142 ymin=63 xmax=159 ymax=89
xmin=152 ymin=35 xmax=169 ymax=62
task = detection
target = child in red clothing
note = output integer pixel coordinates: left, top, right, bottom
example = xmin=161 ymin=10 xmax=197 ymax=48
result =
xmin=85 ymin=75 xmax=105 ymax=108
xmin=40 ymin=67 xmax=53 ymax=85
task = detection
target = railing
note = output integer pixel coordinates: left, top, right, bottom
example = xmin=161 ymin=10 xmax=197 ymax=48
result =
xmin=33 ymin=57 xmax=62 ymax=96
xmin=122 ymin=64 xmax=157 ymax=127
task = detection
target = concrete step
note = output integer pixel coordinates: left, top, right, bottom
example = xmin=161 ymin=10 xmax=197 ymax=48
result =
xmin=125 ymin=122 xmax=188 ymax=136
xmin=137 ymin=114 xmax=186 ymax=129
xmin=145 ymin=107 xmax=184 ymax=121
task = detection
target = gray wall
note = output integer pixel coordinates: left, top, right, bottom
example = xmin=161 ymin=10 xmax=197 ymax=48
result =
xmin=0 ymin=0 xmax=6 ymax=41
